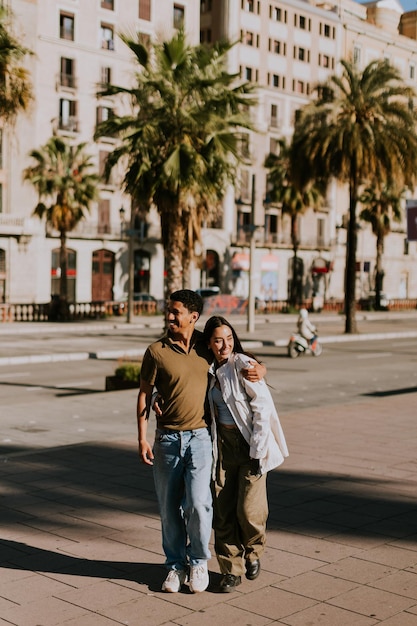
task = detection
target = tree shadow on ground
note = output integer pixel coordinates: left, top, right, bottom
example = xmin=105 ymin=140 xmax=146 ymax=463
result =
xmin=2 ymin=441 xmax=417 ymax=585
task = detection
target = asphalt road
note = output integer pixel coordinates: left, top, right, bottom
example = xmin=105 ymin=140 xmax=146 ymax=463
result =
xmin=1 ymin=323 xmax=416 ymax=457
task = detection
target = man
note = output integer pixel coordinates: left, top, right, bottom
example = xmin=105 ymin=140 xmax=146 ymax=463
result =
xmin=137 ymin=289 xmax=264 ymax=594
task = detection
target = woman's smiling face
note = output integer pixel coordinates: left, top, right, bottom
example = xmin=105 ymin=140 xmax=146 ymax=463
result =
xmin=208 ymin=324 xmax=234 ymax=364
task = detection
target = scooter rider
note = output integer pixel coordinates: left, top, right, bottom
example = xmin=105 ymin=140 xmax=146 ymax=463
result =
xmin=297 ymin=308 xmax=317 ymax=348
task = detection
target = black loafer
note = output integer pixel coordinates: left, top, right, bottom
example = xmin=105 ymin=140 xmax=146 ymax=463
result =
xmin=219 ymin=573 xmax=241 ymax=593
xmin=245 ymin=559 xmax=260 ymax=580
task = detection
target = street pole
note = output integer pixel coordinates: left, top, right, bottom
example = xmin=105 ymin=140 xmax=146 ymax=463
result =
xmin=247 ymin=174 xmax=256 ymax=334
xmin=126 ymin=203 xmax=135 ymax=324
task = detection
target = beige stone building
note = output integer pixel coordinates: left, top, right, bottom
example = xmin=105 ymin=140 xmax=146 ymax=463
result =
xmin=0 ymin=0 xmax=416 ymax=313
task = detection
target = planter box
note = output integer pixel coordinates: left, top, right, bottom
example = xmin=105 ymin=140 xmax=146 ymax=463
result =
xmin=105 ymin=376 xmax=139 ymax=392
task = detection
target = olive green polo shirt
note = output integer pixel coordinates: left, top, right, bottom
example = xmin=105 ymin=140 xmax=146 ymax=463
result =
xmin=140 ymin=329 xmax=212 ymax=431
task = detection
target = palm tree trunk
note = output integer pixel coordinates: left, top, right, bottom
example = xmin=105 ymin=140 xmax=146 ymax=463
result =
xmin=289 ymin=214 xmax=300 ymax=307
xmin=345 ymin=184 xmax=358 ymax=334
xmin=375 ymin=233 xmax=384 ymax=310
xmin=59 ymin=232 xmax=69 ymax=320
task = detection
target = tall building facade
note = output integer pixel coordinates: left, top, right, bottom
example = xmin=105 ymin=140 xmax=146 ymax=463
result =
xmin=201 ymin=0 xmax=417 ymax=306
xmin=0 ymin=0 xmax=416 ymax=309
xmin=0 ymin=0 xmax=199 ymax=306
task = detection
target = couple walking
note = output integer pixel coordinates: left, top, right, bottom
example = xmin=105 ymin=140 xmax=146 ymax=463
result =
xmin=137 ymin=289 xmax=288 ymax=594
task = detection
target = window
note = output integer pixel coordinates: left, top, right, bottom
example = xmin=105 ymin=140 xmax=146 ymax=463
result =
xmin=98 ymin=199 xmax=111 ymax=234
xmin=0 ymin=183 xmax=2 ymax=213
xmin=60 ymin=57 xmax=76 ymax=88
xmin=295 ymin=14 xmax=310 ymax=30
xmin=139 ymin=0 xmax=151 ymax=20
xmin=270 ymin=104 xmax=279 ymax=127
xmin=101 ymin=0 xmax=114 ymax=9
xmin=0 ymin=248 xmax=5 ymax=303
xmin=245 ymin=31 xmax=254 ymax=46
xmin=101 ymin=24 xmax=114 ymax=50
xmin=273 ymin=74 xmax=279 ymax=87
xmin=239 ymin=169 xmax=250 ymax=202
xmin=353 ymin=45 xmax=361 ymax=66
xmin=239 ymin=133 xmax=250 ymax=159
xmin=319 ymin=54 xmax=333 ymax=69
xmin=201 ymin=0 xmax=212 ymax=12
xmin=295 ymin=47 xmax=309 ymax=62
xmin=317 ymin=218 xmax=325 ymax=248
xmin=410 ymin=64 xmax=415 ymax=80
xmin=101 ymin=66 xmax=112 ymax=85
xmin=59 ymin=99 xmax=78 ymax=131
xmin=96 ymin=106 xmax=113 ymax=125
xmin=265 ymin=213 xmax=278 ymax=244
xmin=60 ymin=13 xmax=74 ymax=41
xmin=293 ymin=80 xmax=308 ymax=94
xmin=320 ymin=23 xmax=335 ymax=39
xmin=243 ymin=0 xmax=254 ymax=11
xmin=270 ymin=6 xmax=286 ymax=22
xmin=0 ymin=129 xmax=3 ymax=169
xmin=270 ymin=39 xmax=285 ymax=55
xmin=173 ymin=5 xmax=185 ymax=29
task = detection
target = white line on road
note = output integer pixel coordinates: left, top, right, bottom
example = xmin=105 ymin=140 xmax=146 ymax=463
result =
xmin=54 ymin=381 xmax=93 ymax=388
xmin=356 ymin=353 xmax=392 ymax=359
xmin=0 ymin=372 xmax=30 ymax=379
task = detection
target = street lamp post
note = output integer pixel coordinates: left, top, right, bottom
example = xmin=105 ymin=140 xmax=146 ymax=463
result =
xmin=236 ymin=175 xmax=258 ymax=334
xmin=247 ymin=175 xmax=256 ymax=334
xmin=120 ymin=205 xmax=135 ymax=324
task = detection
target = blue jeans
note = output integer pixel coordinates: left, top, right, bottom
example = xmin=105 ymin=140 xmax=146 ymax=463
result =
xmin=153 ymin=427 xmax=213 ymax=571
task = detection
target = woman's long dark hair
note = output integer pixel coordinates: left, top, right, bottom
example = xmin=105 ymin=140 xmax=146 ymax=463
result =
xmin=203 ymin=315 xmax=245 ymax=355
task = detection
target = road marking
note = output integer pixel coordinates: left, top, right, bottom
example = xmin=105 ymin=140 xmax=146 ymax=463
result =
xmin=55 ymin=381 xmax=93 ymax=388
xmin=0 ymin=372 xmax=30 ymax=379
xmin=356 ymin=353 xmax=392 ymax=359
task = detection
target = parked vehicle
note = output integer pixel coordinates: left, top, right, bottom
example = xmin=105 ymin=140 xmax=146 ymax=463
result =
xmin=359 ymin=291 xmax=390 ymax=311
xmin=196 ymin=287 xmax=220 ymax=299
xmin=287 ymin=332 xmax=323 ymax=358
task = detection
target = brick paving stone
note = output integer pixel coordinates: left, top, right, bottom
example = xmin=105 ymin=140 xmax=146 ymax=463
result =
xmin=280 ymin=602 xmax=378 ymax=625
xmin=327 ymin=585 xmax=416 ymax=620
xmin=227 ymin=586 xmax=317 ymax=619
xmin=273 ymin=570 xmax=359 ymax=600
xmin=317 ymin=556 xmax=397 ymax=584
xmin=370 ymin=570 xmax=417 ymax=599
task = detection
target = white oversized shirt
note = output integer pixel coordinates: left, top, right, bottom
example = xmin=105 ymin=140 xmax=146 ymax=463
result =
xmin=208 ymin=352 xmax=289 ymax=476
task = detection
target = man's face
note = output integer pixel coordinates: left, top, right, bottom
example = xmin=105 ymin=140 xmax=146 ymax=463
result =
xmin=167 ymin=300 xmax=198 ymax=335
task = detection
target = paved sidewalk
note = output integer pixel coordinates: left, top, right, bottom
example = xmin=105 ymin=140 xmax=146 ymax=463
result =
xmin=1 ymin=310 xmax=417 ymax=624
xmin=1 ymin=390 xmax=417 ymax=625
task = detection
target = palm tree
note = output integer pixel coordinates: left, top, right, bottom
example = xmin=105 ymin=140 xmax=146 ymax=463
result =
xmin=95 ymin=30 xmax=256 ymax=297
xmin=292 ymin=59 xmax=417 ymax=333
xmin=265 ymin=139 xmax=323 ymax=307
xmin=0 ymin=6 xmax=33 ymax=123
xmin=23 ymin=137 xmax=99 ymax=318
xmin=359 ymin=183 xmax=403 ymax=310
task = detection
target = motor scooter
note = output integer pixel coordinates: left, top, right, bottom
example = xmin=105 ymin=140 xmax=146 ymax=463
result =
xmin=287 ymin=332 xmax=322 ymax=358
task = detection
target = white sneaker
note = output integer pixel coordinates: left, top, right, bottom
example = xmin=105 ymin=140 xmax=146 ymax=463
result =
xmin=189 ymin=563 xmax=209 ymax=593
xmin=162 ymin=569 xmax=187 ymax=593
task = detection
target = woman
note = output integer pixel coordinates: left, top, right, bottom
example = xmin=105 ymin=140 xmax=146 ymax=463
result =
xmin=203 ymin=315 xmax=289 ymax=593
